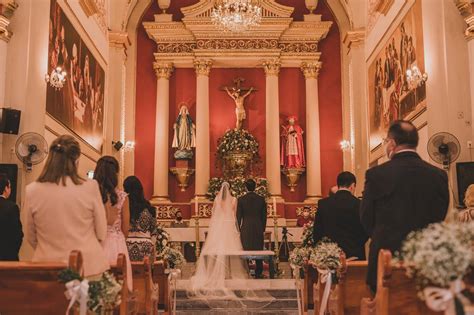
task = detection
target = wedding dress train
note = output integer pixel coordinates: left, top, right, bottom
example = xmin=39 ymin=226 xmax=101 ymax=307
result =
xmin=187 ymin=182 xmax=274 ymax=308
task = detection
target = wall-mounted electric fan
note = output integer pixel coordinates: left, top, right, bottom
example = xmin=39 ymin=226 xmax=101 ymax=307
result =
xmin=427 ymin=132 xmax=461 ymax=170
xmin=15 ymin=132 xmax=48 ymax=171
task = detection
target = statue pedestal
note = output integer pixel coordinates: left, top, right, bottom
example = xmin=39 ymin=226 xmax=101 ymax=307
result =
xmin=170 ymin=160 xmax=195 ymax=192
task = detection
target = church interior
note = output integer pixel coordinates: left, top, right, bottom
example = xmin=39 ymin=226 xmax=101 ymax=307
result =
xmin=0 ymin=0 xmax=474 ymax=314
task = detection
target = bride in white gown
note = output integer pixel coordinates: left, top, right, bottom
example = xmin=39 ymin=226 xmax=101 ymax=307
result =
xmin=188 ymin=182 xmax=274 ymax=306
xmin=189 ymin=182 xmax=248 ymax=297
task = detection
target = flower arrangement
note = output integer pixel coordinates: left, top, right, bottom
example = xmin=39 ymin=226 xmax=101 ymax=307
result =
xmin=309 ymin=238 xmax=343 ymax=271
xmin=301 ymin=221 xmax=315 ymax=248
xmin=58 ymin=269 xmax=122 ymax=314
xmin=399 ymin=221 xmax=474 ymax=294
xmin=206 ymin=176 xmax=270 ymax=201
xmin=155 ymin=223 xmax=169 ymax=257
xmin=289 ymin=246 xmax=312 ymax=270
xmin=161 ymin=246 xmax=186 ymax=269
xmin=216 ymin=129 xmax=259 ymax=160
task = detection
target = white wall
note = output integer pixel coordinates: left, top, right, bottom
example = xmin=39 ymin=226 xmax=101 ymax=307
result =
xmin=1 ymin=0 xmax=113 ymax=260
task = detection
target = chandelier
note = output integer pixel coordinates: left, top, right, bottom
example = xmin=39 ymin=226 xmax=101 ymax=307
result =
xmin=45 ymin=67 xmax=67 ymax=90
xmin=211 ymin=0 xmax=262 ymax=33
xmin=406 ymin=65 xmax=428 ymax=89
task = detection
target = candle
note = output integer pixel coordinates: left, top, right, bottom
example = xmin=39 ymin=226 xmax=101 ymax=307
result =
xmin=273 ymin=197 xmax=277 ymax=217
xmin=195 ymin=198 xmax=199 ymax=217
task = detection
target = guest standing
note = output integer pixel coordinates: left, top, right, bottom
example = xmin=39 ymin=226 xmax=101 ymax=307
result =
xmin=360 ymin=120 xmax=449 ymax=292
xmin=94 ymin=156 xmax=132 ymax=290
xmin=313 ymin=172 xmax=368 ymax=260
xmin=25 ymin=135 xmax=108 ymax=276
xmin=459 ymin=184 xmax=474 ymax=222
xmin=0 ymin=174 xmax=23 ymax=261
xmin=124 ymin=176 xmax=157 ymax=261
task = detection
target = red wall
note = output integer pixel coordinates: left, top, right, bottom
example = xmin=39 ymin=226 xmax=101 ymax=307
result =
xmin=135 ymin=0 xmax=342 ymax=202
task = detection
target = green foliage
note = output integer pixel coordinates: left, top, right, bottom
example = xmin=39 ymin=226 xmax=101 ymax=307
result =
xmin=206 ymin=176 xmax=270 ymax=201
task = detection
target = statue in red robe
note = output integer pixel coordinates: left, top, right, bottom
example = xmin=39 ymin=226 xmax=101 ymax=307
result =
xmin=281 ymin=116 xmax=305 ymax=169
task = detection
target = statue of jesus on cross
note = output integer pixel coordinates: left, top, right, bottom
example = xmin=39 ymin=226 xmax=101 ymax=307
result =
xmin=224 ymin=77 xmax=255 ymax=130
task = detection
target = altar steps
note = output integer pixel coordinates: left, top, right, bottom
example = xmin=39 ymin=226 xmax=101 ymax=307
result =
xmin=174 ymin=279 xmax=300 ymax=314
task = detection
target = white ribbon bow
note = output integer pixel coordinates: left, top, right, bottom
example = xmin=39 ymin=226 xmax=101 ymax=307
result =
xmin=65 ymin=279 xmax=89 ymax=315
xmin=424 ymin=279 xmax=465 ymax=315
xmin=317 ymin=268 xmax=335 ymax=315
xmin=167 ymin=269 xmax=181 ymax=315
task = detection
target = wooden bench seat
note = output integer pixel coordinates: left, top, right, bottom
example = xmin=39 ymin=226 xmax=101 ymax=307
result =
xmin=0 ymin=251 xmax=82 ymax=315
xmin=360 ymin=250 xmax=441 ymax=315
xmin=130 ymin=256 xmax=158 ymax=315
xmin=109 ymin=253 xmax=129 ymax=315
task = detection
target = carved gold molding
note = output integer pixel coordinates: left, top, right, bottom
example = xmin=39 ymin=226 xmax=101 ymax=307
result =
xmin=375 ymin=0 xmax=394 ymax=15
xmin=198 ymin=204 xmax=212 ymax=218
xmin=454 ymin=0 xmax=474 ymax=40
xmin=343 ymin=28 xmax=365 ymax=51
xmin=301 ymin=61 xmax=322 ymax=79
xmin=108 ymin=31 xmax=131 ymax=50
xmin=79 ymin=0 xmax=99 ymax=17
xmin=0 ymin=0 xmax=17 ymax=43
xmin=262 ymin=58 xmax=281 ymax=76
xmin=193 ymin=59 xmax=212 ymax=76
xmin=156 ymin=205 xmax=180 ymax=219
xmin=153 ymin=62 xmax=174 ymax=79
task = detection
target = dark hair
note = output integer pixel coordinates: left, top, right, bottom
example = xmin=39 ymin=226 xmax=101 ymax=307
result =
xmin=123 ymin=176 xmax=156 ymax=223
xmin=94 ymin=156 xmax=119 ymax=206
xmin=37 ymin=135 xmax=84 ymax=186
xmin=0 ymin=173 xmax=10 ymax=194
xmin=387 ymin=120 xmax=419 ymax=149
xmin=245 ymin=179 xmax=256 ymax=192
xmin=337 ymin=171 xmax=356 ymax=188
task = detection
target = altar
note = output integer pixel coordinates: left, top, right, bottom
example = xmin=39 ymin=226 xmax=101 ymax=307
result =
xmin=133 ymin=0 xmax=344 ymax=225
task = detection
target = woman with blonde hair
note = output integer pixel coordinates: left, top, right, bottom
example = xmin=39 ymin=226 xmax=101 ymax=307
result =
xmin=459 ymin=184 xmax=474 ymax=222
xmin=25 ymin=135 xmax=109 ymax=277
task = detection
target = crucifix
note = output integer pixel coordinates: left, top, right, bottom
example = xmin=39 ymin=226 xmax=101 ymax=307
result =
xmin=222 ymin=77 xmax=256 ymax=130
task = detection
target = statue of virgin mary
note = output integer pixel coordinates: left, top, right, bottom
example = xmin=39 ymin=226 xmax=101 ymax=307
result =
xmin=172 ymin=104 xmax=196 ymax=159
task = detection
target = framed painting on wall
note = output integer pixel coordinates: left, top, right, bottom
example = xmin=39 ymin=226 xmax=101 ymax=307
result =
xmin=46 ymin=0 xmax=105 ymax=152
xmin=367 ymin=0 xmax=426 ymax=155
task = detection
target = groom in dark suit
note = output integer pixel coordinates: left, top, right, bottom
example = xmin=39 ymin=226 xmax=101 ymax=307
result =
xmin=237 ymin=179 xmax=267 ymax=278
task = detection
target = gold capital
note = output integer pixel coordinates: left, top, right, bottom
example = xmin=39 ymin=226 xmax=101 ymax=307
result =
xmin=193 ymin=59 xmax=213 ymax=76
xmin=301 ymin=61 xmax=322 ymax=79
xmin=0 ymin=1 xmax=18 ymax=43
xmin=343 ymin=28 xmax=365 ymax=51
xmin=262 ymin=59 xmax=281 ymax=76
xmin=153 ymin=62 xmax=174 ymax=79
xmin=108 ymin=31 xmax=130 ymax=50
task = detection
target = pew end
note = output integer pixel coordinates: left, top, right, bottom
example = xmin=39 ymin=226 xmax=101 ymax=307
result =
xmin=0 ymin=250 xmax=82 ymax=315
xmin=131 ymin=256 xmax=158 ymax=314
xmin=109 ymin=253 xmax=129 ymax=315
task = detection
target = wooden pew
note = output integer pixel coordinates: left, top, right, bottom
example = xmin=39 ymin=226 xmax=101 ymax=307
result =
xmin=360 ymin=250 xmax=441 ymax=315
xmin=152 ymin=260 xmax=169 ymax=313
xmin=109 ymin=253 xmax=129 ymax=315
xmin=338 ymin=259 xmax=372 ymax=315
xmin=131 ymin=256 xmax=158 ymax=314
xmin=303 ymin=263 xmax=318 ymax=312
xmin=0 ymin=250 xmax=82 ymax=315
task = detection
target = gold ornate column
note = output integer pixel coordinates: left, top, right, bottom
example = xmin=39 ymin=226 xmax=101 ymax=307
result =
xmin=454 ymin=1 xmax=474 ymax=141
xmin=301 ymin=61 xmax=322 ymax=202
xmin=343 ymin=29 xmax=367 ymax=195
xmin=0 ymin=0 xmax=17 ymax=104
xmin=152 ymin=62 xmax=173 ymax=203
xmin=263 ymin=59 xmax=283 ymax=199
xmin=194 ymin=59 xmax=212 ymax=198
xmin=108 ymin=31 xmax=130 ymax=184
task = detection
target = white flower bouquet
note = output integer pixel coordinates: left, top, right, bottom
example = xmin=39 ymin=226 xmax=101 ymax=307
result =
xmin=162 ymin=246 xmax=185 ymax=269
xmin=301 ymin=221 xmax=315 ymax=248
xmin=399 ymin=221 xmax=474 ymax=293
xmin=309 ymin=238 xmax=343 ymax=271
xmin=155 ymin=223 xmax=169 ymax=256
xmin=289 ymin=246 xmax=311 ymax=270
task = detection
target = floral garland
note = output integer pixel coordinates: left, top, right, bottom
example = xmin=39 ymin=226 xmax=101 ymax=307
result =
xmin=206 ymin=176 xmax=270 ymax=201
xmin=289 ymin=246 xmax=312 ymax=270
xmin=155 ymin=223 xmax=169 ymax=257
xmin=301 ymin=221 xmax=315 ymax=248
xmin=58 ymin=269 xmax=122 ymax=314
xmin=216 ymin=129 xmax=259 ymax=160
xmin=399 ymin=221 xmax=474 ymax=296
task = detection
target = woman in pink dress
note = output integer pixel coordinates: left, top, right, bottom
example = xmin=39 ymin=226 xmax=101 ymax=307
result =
xmin=94 ymin=156 xmax=132 ymax=291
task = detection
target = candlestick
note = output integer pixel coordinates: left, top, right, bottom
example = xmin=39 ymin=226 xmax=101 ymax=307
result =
xmin=273 ymin=197 xmax=277 ymax=216
xmin=195 ymin=198 xmax=199 ymax=217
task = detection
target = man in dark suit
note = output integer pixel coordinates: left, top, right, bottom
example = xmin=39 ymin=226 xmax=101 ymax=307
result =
xmin=313 ymin=172 xmax=368 ymax=260
xmin=0 ymin=173 xmax=23 ymax=261
xmin=360 ymin=120 xmax=449 ymax=292
xmin=237 ymin=179 xmax=267 ymax=278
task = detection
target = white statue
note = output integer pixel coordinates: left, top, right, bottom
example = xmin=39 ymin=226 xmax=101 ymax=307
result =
xmin=172 ymin=104 xmax=196 ymax=159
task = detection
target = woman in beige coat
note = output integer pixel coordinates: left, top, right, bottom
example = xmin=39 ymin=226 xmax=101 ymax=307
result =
xmin=25 ymin=135 xmax=109 ymax=277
